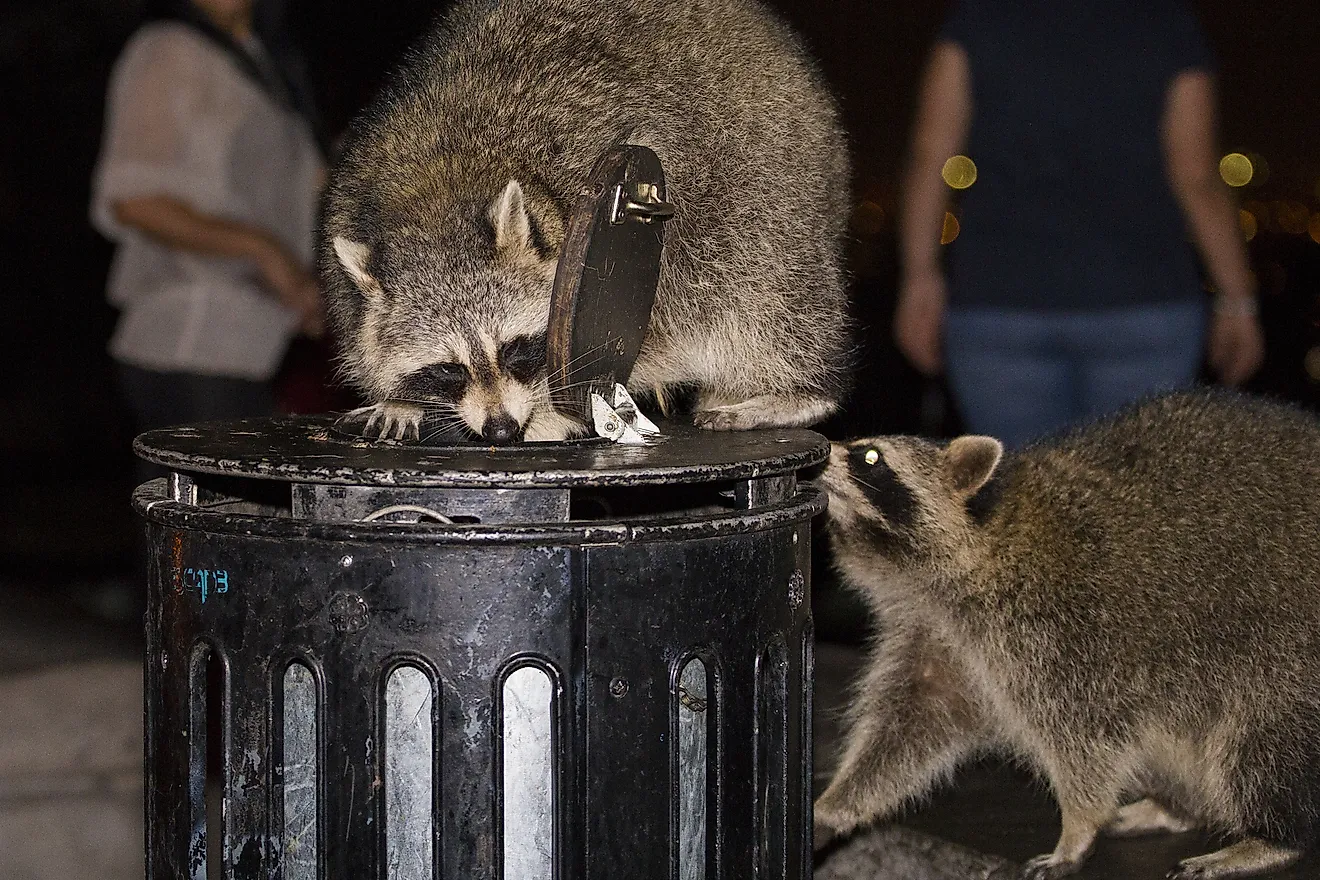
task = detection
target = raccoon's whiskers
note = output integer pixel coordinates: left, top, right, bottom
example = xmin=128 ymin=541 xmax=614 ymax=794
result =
xmin=854 ymin=476 xmax=892 ymax=496
xmin=546 ymin=379 xmax=619 ymax=398
xmin=382 ymin=396 xmax=457 ymax=409
xmin=552 ymin=345 xmax=618 ymax=380
xmin=420 ymin=416 xmax=477 ymax=443
xmin=557 ymin=340 xmax=616 ymax=370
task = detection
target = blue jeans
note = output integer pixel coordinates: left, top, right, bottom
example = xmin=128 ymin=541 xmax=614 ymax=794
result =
xmin=943 ymin=302 xmax=1206 ymax=448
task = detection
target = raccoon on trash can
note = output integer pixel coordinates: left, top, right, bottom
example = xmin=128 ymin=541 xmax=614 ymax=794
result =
xmin=319 ymin=0 xmax=852 ymax=443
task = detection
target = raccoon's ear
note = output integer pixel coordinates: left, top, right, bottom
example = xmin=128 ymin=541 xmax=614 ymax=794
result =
xmin=333 ymin=237 xmax=382 ymax=297
xmin=489 ymin=180 xmax=533 ymax=254
xmin=945 ymin=435 xmax=1003 ymax=497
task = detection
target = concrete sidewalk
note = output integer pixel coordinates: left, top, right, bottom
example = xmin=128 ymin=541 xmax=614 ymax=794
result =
xmin=0 ymin=660 xmax=142 ymax=880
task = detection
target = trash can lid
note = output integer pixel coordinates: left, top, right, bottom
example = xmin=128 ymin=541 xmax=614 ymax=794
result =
xmin=133 ymin=416 xmax=830 ymax=488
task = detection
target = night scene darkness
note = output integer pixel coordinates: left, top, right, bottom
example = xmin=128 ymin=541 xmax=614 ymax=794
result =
xmin=1 ymin=1 xmax=1319 ymax=876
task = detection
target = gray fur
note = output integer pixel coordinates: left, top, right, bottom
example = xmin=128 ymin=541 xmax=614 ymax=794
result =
xmin=319 ymin=0 xmax=852 ymax=442
xmin=816 ymin=390 xmax=1320 ymax=880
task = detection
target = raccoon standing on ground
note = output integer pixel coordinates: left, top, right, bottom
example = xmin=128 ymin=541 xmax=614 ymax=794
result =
xmin=815 ymin=391 xmax=1320 ymax=880
xmin=319 ymin=0 xmax=851 ymax=443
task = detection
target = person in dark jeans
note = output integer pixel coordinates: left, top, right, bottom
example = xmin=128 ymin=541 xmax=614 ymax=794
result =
xmin=895 ymin=0 xmax=1263 ymax=447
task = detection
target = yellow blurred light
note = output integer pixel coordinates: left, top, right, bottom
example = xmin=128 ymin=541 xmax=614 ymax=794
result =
xmin=942 ymin=155 xmax=978 ymax=190
xmin=1239 ymin=210 xmax=1258 ymax=242
xmin=1219 ymin=153 xmax=1254 ymax=187
xmin=1310 ymin=212 xmax=1320 ymax=245
xmin=1306 ymin=347 xmax=1320 ymax=383
xmin=941 ymin=211 xmax=961 ymax=245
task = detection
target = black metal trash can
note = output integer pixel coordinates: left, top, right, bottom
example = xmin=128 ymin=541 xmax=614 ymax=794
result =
xmin=134 ymin=418 xmax=826 ymax=880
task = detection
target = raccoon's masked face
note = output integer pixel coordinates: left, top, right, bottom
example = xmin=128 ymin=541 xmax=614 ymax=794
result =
xmin=821 ymin=435 xmax=1003 ymax=575
xmin=331 ymin=181 xmax=582 ymax=443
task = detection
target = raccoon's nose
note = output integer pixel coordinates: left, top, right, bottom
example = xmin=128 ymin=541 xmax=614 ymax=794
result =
xmin=482 ymin=413 xmax=521 ymax=444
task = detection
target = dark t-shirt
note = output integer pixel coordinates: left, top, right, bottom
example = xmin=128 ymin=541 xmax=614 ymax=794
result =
xmin=941 ymin=0 xmax=1214 ymax=310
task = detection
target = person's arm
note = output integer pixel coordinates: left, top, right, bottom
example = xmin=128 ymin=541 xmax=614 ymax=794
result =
xmin=114 ymin=195 xmax=323 ymax=337
xmin=895 ymin=41 xmax=973 ymax=375
xmin=1161 ymin=70 xmax=1263 ymax=384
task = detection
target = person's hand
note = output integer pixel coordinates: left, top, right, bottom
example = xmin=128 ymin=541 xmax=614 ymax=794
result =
xmin=1207 ymin=307 xmax=1264 ymax=386
xmin=894 ymin=269 xmax=948 ymax=375
xmin=254 ymin=238 xmax=325 ymax=339
xmin=290 ymin=275 xmax=325 ymax=339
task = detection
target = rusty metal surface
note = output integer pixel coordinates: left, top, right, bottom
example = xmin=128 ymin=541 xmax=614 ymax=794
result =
xmin=133 ymin=417 xmax=828 ymax=489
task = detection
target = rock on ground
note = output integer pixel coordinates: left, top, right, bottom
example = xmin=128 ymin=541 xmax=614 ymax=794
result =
xmin=816 ymin=824 xmax=1019 ymax=880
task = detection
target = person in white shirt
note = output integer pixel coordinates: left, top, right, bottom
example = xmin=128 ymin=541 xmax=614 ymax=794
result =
xmin=91 ymin=0 xmax=325 ymax=441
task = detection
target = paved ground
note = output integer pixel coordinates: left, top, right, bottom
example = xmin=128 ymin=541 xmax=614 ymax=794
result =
xmin=0 ymin=575 xmax=1316 ymax=879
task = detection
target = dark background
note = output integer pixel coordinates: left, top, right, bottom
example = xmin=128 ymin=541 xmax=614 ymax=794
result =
xmin=1 ymin=0 xmax=1317 ymax=585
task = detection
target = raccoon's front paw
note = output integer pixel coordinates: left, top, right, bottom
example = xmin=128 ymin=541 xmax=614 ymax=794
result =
xmin=812 ymin=818 xmax=842 ymax=852
xmin=336 ymin=402 xmax=425 ymax=442
xmin=1165 ymin=839 xmax=1301 ymax=879
xmin=694 ymin=393 xmax=837 ymax=431
xmin=812 ymin=794 xmax=868 ymax=849
xmin=1020 ymin=854 xmax=1084 ymax=880
xmin=1103 ymin=798 xmax=1194 ymax=838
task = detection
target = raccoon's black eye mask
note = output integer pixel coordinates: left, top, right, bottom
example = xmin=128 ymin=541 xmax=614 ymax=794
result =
xmin=850 ymin=445 xmax=883 ymax=469
xmin=498 ymin=333 xmax=548 ymax=384
xmin=395 ymin=363 xmax=469 ymax=402
xmin=848 ymin=444 xmax=919 ymax=530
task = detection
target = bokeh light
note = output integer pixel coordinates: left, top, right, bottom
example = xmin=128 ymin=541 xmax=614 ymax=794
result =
xmin=1239 ymin=209 xmax=1258 ymax=242
xmin=1309 ymin=212 xmax=1320 ymax=245
xmin=1274 ymin=200 xmax=1311 ymax=235
xmin=853 ymin=199 xmax=886 ymax=238
xmin=942 ymin=155 xmax=978 ymax=190
xmin=941 ymin=211 xmax=961 ymax=245
xmin=1306 ymin=347 xmax=1320 ymax=383
xmin=1219 ymin=153 xmax=1254 ymax=187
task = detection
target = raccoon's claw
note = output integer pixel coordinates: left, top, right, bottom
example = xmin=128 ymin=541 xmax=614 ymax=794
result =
xmin=1167 ymin=861 xmax=1231 ymax=880
xmin=1020 ymin=854 xmax=1083 ymax=880
xmin=336 ymin=402 xmax=425 ymax=442
xmin=693 ymin=407 xmax=747 ymax=431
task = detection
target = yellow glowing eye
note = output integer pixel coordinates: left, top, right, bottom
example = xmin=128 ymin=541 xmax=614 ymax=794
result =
xmin=1219 ymin=153 xmax=1254 ymax=187
xmin=864 ymin=449 xmax=880 ymax=465
xmin=942 ymin=155 xmax=978 ymax=190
